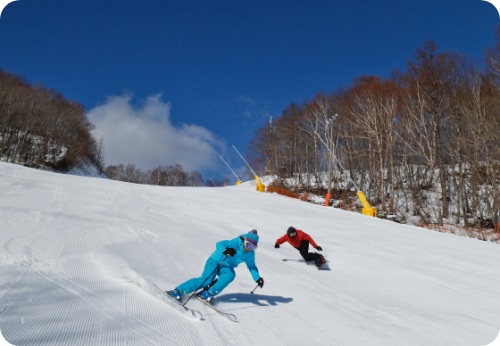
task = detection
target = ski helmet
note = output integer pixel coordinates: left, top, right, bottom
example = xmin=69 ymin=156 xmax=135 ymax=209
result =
xmin=243 ymin=231 xmax=259 ymax=252
xmin=287 ymin=226 xmax=297 ymax=238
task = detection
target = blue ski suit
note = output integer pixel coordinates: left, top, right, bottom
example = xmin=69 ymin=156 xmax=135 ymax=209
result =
xmin=176 ymin=232 xmax=260 ymax=297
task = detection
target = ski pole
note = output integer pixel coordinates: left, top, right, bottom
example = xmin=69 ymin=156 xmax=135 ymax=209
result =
xmin=183 ymin=256 xmax=228 ymax=306
xmin=250 ymin=283 xmax=260 ymax=294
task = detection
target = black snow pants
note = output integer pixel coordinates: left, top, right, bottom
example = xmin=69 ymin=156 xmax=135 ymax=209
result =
xmin=295 ymin=240 xmax=321 ymax=262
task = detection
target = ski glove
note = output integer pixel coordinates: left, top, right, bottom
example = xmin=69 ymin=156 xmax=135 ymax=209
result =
xmin=274 ymin=243 xmax=280 ymax=249
xmin=316 ymin=246 xmax=323 ymax=251
xmin=223 ymin=247 xmax=236 ymax=257
xmin=256 ymin=277 xmax=264 ymax=288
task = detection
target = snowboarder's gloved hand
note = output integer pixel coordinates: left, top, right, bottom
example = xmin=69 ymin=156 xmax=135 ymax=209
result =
xmin=274 ymin=243 xmax=280 ymax=249
xmin=256 ymin=277 xmax=264 ymax=288
xmin=316 ymin=246 xmax=323 ymax=251
xmin=223 ymin=247 xmax=236 ymax=257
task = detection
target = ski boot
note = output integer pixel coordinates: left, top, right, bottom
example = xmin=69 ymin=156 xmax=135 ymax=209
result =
xmin=167 ymin=289 xmax=182 ymax=301
xmin=197 ymin=289 xmax=214 ymax=304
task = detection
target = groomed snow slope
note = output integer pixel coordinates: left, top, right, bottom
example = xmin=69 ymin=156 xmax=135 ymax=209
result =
xmin=0 ymin=162 xmax=499 ymax=346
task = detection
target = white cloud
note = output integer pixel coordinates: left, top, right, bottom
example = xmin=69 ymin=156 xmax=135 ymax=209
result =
xmin=87 ymin=94 xmax=222 ymax=172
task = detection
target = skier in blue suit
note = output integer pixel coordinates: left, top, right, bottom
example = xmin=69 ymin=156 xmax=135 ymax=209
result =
xmin=167 ymin=230 xmax=264 ymax=304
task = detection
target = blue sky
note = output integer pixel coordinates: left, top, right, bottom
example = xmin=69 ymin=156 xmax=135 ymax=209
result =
xmin=0 ymin=1 xmax=498 ymax=181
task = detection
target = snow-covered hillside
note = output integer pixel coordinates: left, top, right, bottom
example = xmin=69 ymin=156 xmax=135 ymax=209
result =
xmin=0 ymin=162 xmax=499 ymax=346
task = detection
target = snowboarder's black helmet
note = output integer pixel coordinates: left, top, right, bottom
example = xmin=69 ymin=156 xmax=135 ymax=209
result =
xmin=287 ymin=226 xmax=297 ymax=237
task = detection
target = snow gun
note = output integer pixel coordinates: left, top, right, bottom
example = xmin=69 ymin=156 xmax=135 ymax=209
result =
xmin=356 ymin=191 xmax=377 ymax=217
xmin=232 ymin=145 xmax=265 ymax=192
xmin=218 ymin=154 xmax=242 ymax=185
xmin=314 ymin=130 xmax=377 ymax=217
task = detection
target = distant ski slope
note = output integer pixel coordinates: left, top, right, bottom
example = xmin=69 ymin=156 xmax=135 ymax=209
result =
xmin=0 ymin=162 xmax=499 ymax=346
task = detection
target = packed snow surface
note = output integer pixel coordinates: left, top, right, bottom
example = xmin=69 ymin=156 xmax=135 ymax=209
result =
xmin=0 ymin=162 xmax=499 ymax=345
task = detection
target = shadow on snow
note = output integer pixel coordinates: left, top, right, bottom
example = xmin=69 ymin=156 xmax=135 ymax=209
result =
xmin=215 ymin=293 xmax=293 ymax=307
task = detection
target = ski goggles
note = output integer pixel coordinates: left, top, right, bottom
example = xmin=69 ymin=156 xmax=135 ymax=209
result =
xmin=244 ymin=238 xmax=258 ymax=251
xmin=288 ymin=231 xmax=297 ymax=238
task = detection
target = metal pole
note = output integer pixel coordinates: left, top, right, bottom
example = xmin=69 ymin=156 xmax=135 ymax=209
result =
xmin=218 ymin=155 xmax=241 ymax=181
xmin=232 ymin=145 xmax=257 ymax=177
xmin=314 ymin=130 xmax=360 ymax=191
xmin=250 ymin=283 xmax=260 ymax=294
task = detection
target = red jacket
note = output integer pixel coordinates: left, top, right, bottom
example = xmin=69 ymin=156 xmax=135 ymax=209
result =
xmin=276 ymin=229 xmax=318 ymax=249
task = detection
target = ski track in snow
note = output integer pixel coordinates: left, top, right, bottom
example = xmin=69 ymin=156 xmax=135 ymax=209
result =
xmin=1 ymin=162 xmax=500 ymax=345
xmin=0 ymin=166 xmax=285 ymax=345
xmin=1 ymin=228 xmax=214 ymax=346
xmin=0 ymin=174 xmax=196 ymax=345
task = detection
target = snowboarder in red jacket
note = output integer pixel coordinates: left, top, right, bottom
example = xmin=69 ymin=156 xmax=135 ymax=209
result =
xmin=274 ymin=226 xmax=325 ymax=268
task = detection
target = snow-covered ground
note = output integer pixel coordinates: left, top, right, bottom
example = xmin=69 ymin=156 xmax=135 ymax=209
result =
xmin=0 ymin=161 xmax=499 ymax=346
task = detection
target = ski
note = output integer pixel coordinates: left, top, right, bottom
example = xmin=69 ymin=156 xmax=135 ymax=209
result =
xmin=195 ymin=295 xmax=238 ymax=322
xmin=164 ymin=291 xmax=203 ymax=320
